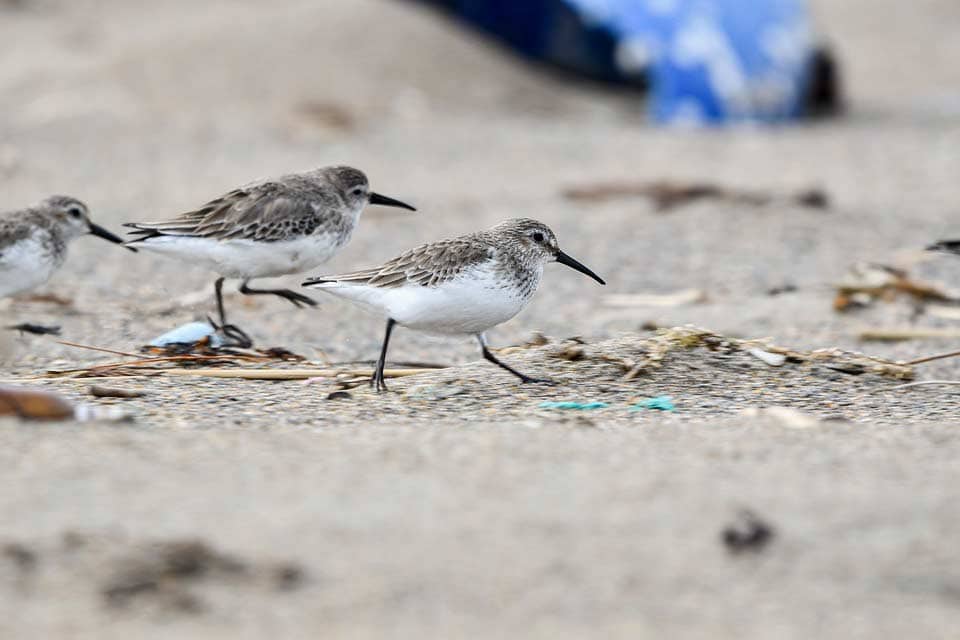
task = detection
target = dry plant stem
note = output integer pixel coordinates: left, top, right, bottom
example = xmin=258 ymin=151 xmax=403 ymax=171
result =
xmin=858 ymin=328 xmax=960 ymax=341
xmin=905 ymin=349 xmax=960 ymax=365
xmin=863 ymin=380 xmax=960 ymax=395
xmin=163 ymin=368 xmax=437 ymax=380
xmin=55 ymin=340 xmax=141 ymax=358
xmin=71 ymin=354 xmax=260 ymax=374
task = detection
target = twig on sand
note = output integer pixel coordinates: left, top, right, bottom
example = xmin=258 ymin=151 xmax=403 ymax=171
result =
xmin=905 ymin=349 xmax=960 ymax=366
xmin=861 ymin=380 xmax=960 ymax=395
xmin=163 ymin=368 xmax=437 ymax=380
xmin=55 ymin=340 xmax=142 ymax=358
xmin=858 ymin=328 xmax=960 ymax=342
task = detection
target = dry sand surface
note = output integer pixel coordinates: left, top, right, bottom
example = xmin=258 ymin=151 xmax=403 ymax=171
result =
xmin=2 ymin=0 xmax=960 ymax=637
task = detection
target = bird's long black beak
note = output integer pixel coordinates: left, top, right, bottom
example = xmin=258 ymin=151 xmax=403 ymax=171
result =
xmin=369 ymin=192 xmax=416 ymax=211
xmin=90 ymin=223 xmax=137 ymax=252
xmin=555 ymin=250 xmax=605 ymax=285
xmin=928 ymin=240 xmax=960 ymax=255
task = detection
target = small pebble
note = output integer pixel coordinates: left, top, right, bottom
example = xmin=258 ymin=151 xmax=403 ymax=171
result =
xmin=89 ymin=385 xmax=146 ymax=399
xmin=722 ymin=510 xmax=775 ymax=554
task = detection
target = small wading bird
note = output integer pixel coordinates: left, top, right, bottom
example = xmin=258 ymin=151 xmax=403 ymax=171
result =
xmin=0 ymin=196 xmax=132 ymax=335
xmin=303 ymin=218 xmax=605 ymax=391
xmin=125 ymin=166 xmax=415 ymax=347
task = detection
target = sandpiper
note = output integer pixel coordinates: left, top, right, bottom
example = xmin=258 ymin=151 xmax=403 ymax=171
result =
xmin=303 ymin=218 xmax=605 ymax=391
xmin=0 ymin=196 xmax=130 ymax=333
xmin=124 ymin=165 xmax=415 ymax=346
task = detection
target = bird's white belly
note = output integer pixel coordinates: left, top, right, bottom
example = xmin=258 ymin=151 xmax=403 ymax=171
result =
xmin=135 ymin=234 xmax=342 ymax=279
xmin=322 ymin=271 xmax=533 ymax=335
xmin=0 ymin=236 xmax=60 ymax=298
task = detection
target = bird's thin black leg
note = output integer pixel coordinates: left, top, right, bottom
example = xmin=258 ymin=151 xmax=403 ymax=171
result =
xmin=239 ymin=280 xmax=317 ymax=308
xmin=371 ymin=318 xmax=397 ymax=393
xmin=214 ymin=277 xmax=228 ymax=327
xmin=211 ymin=277 xmax=252 ymax=348
xmin=477 ymin=333 xmax=553 ymax=385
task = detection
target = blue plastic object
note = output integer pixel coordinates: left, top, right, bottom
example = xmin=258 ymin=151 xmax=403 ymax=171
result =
xmin=629 ymin=396 xmax=676 ymax=412
xmin=417 ymin=0 xmax=820 ymax=125
xmin=149 ymin=321 xmax=223 ymax=348
xmin=539 ymin=401 xmax=610 ymax=410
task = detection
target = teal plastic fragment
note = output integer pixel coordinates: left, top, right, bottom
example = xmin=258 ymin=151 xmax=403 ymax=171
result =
xmin=538 ymin=401 xmax=609 ymax=410
xmin=629 ymin=396 xmax=675 ymax=412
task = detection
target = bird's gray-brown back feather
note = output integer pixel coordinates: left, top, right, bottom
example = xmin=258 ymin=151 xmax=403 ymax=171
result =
xmin=125 ymin=176 xmax=349 ymax=243
xmin=0 ymin=209 xmax=62 ymax=267
xmin=310 ymin=235 xmax=496 ymax=289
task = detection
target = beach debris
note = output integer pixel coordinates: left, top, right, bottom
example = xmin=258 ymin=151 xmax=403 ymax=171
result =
xmin=604 ymin=289 xmax=707 ymax=308
xmin=525 ymin=331 xmax=550 ymax=347
xmin=89 ymin=385 xmax=147 ymax=399
xmin=40 ymin=338 xmax=312 ymax=379
xmin=722 ymin=510 xmax=775 ymax=555
xmin=549 ymin=338 xmax=586 ymax=361
xmin=905 ymin=348 xmax=960 ymax=366
xmin=740 ymin=406 xmax=819 ymax=429
xmin=594 ymin=326 xmax=914 ymax=381
xmin=148 ymin=322 xmax=224 ymax=349
xmin=494 ymin=331 xmax=555 ymax=356
xmin=629 ymin=395 xmax=675 ymax=412
xmin=101 ymin=538 xmax=272 ymax=611
xmin=538 ymin=401 xmax=608 ymax=410
xmin=833 ymin=262 xmax=959 ymax=312
xmin=2 ymin=542 xmax=36 ymax=572
xmin=6 ymin=323 xmax=60 ymax=336
xmin=766 ymin=283 xmax=798 ymax=296
xmin=16 ymin=292 xmax=74 ymax=306
xmin=858 ymin=328 xmax=960 ymax=342
xmin=73 ymin=405 xmax=132 ymax=422
xmin=0 ymin=386 xmax=74 ymax=420
xmin=860 ymin=380 xmax=960 ymax=396
xmin=287 ymin=100 xmax=355 ymax=135
xmin=562 ymin=180 xmax=829 ymax=211
xmin=161 ymin=368 xmax=436 ymax=381
xmin=406 ymin=384 xmax=467 ymax=401
xmin=927 ymin=305 xmax=960 ymax=320
xmin=0 ymin=385 xmax=130 ymax=422
xmin=45 ymin=338 xmax=444 ymax=381
xmin=747 ymin=347 xmax=787 ymax=367
xmin=325 ymin=391 xmax=352 ymax=401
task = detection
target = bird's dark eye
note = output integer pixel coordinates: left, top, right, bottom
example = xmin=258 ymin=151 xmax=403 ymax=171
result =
xmin=531 ymin=232 xmax=545 ymax=242
xmin=351 ymin=187 xmax=365 ymax=197
xmin=67 ymin=206 xmax=83 ymax=218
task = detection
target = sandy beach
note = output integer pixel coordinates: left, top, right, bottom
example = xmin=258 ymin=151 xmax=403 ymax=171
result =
xmin=1 ymin=0 xmax=960 ymax=637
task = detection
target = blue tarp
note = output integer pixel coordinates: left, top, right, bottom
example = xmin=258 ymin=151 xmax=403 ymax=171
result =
xmin=417 ymin=0 xmax=823 ymax=125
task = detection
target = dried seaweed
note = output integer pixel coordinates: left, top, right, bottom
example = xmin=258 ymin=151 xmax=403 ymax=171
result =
xmin=833 ymin=262 xmax=960 ymax=311
xmin=562 ymin=180 xmax=828 ymax=211
xmin=590 ymin=326 xmax=913 ymax=381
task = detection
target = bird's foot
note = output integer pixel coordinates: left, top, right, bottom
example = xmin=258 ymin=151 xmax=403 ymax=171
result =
xmin=275 ymin=289 xmax=318 ymax=309
xmin=369 ymin=374 xmax=389 ymax=393
xmin=207 ymin=316 xmax=254 ymax=349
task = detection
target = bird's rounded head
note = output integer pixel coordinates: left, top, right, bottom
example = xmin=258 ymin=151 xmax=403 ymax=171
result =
xmin=40 ymin=195 xmax=92 ymax=240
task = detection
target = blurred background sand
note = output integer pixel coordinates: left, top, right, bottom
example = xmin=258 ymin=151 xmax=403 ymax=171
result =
xmin=1 ymin=0 xmax=960 ymax=637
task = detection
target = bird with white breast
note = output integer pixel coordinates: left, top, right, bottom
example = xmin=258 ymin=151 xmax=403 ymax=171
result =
xmin=125 ymin=165 xmax=415 ymax=346
xmin=0 ymin=195 xmax=131 ymax=334
xmin=303 ymin=218 xmax=605 ymax=391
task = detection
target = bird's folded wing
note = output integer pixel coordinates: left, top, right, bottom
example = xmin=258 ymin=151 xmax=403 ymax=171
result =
xmin=307 ymin=238 xmax=493 ymax=289
xmin=124 ymin=183 xmax=324 ymax=242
